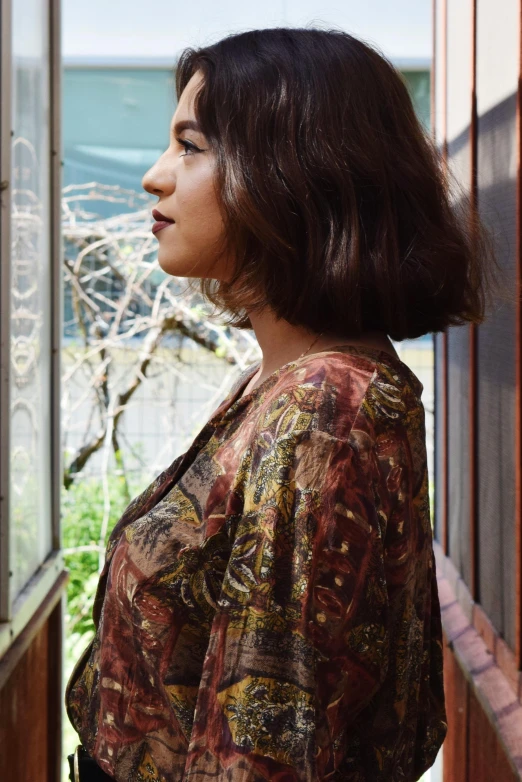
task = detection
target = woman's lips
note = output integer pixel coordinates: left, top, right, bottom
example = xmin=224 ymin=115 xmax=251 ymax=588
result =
xmin=152 ymin=220 xmax=175 ymax=235
xmin=152 ymin=208 xmax=175 ymax=234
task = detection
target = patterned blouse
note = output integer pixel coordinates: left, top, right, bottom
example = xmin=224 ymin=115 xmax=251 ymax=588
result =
xmin=66 ymin=344 xmax=447 ymax=782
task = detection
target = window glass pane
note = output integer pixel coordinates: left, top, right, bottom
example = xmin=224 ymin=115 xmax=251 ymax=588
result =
xmin=10 ymin=0 xmax=53 ymax=598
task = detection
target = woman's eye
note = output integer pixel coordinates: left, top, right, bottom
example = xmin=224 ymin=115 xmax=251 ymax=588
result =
xmin=177 ymin=138 xmax=202 ymax=157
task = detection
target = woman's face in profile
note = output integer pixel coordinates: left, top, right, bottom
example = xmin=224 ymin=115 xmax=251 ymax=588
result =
xmin=142 ymin=71 xmax=230 ymax=279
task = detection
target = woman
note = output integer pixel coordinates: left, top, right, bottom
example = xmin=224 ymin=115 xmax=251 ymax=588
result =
xmin=66 ymin=27 xmax=492 ymax=782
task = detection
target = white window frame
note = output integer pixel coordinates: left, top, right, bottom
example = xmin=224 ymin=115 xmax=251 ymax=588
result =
xmin=0 ymin=0 xmax=64 ymax=658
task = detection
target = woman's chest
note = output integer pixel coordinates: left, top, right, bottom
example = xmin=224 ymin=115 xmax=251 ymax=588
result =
xmin=116 ymin=427 xmax=253 ymax=586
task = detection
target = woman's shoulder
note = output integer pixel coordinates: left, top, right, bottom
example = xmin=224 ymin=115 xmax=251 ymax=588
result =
xmin=247 ymin=345 xmax=424 ymax=444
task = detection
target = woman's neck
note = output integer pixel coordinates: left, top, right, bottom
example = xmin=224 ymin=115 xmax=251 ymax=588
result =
xmin=241 ymin=308 xmax=399 ymax=397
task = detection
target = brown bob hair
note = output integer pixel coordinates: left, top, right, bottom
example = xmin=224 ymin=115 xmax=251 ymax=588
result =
xmin=176 ymin=27 xmax=495 ymax=340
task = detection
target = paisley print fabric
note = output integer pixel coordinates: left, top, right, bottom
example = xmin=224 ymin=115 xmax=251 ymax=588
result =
xmin=65 ymin=344 xmax=447 ymax=781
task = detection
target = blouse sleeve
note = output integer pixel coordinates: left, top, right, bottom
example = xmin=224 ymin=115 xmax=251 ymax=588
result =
xmin=183 ymin=426 xmax=390 ymax=781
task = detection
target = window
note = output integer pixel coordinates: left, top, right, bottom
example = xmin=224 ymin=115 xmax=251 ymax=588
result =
xmin=0 ymin=0 xmax=62 ymax=649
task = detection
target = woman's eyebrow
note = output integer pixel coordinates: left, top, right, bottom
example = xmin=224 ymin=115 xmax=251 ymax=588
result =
xmin=172 ymin=119 xmax=202 ymax=135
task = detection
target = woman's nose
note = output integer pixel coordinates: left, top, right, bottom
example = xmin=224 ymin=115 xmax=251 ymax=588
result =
xmin=142 ymin=155 xmax=173 ymax=197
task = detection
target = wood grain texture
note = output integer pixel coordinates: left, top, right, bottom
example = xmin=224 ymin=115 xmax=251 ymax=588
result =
xmin=468 ymin=685 xmax=520 ymax=782
xmin=443 ymin=634 xmax=469 ymax=782
xmin=0 ymin=621 xmax=50 ymax=781
xmin=515 ymin=0 xmax=522 ymax=669
xmin=0 ymin=597 xmax=64 ymax=782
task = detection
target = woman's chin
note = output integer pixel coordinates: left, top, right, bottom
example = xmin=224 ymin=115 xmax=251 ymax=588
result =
xmin=157 ymin=252 xmax=203 ymax=279
xmin=157 ymin=246 xmax=228 ymax=279
xmin=157 ymin=256 xmax=179 ymax=276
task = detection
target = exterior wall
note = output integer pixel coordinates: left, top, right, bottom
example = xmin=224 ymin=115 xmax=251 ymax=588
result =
xmin=436 ymin=548 xmax=522 ymax=780
xmin=433 ymin=0 xmax=522 ymax=777
xmin=442 ymin=632 xmax=519 ymax=782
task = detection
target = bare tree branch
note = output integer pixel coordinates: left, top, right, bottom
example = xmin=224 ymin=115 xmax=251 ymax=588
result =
xmin=62 ymin=183 xmax=261 ymax=491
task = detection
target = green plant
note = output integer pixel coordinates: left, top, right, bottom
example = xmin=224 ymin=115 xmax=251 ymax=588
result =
xmin=62 ymin=472 xmax=146 ymax=653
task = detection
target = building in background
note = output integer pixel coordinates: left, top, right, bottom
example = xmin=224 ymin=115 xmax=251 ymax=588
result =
xmin=62 ymin=57 xmax=175 ymax=200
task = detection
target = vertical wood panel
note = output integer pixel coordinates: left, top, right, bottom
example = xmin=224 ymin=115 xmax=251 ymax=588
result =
xmin=432 ymin=0 xmax=437 ymax=137
xmin=432 ymin=0 xmax=437 ymax=543
xmin=0 ymin=577 xmax=65 ymax=781
xmin=468 ymin=686 xmax=519 ymax=782
xmin=515 ymin=0 xmax=522 ymax=668
xmin=476 ymin=0 xmax=519 ymax=651
xmin=433 ymin=0 xmax=442 ymax=548
xmin=442 ymin=0 xmax=450 ymax=555
xmin=446 ymin=0 xmax=473 ymax=588
xmin=470 ymin=0 xmax=479 ymax=603
xmin=443 ymin=636 xmax=469 ymax=782
xmin=0 ymin=622 xmax=50 ymax=780
xmin=442 ymin=332 xmax=449 ymax=554
xmin=443 ymin=641 xmax=521 ymax=782
xmin=47 ymin=600 xmax=63 ymax=782
xmin=439 ymin=0 xmax=522 ymax=774
xmin=433 ymin=1 xmax=451 ymax=555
